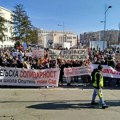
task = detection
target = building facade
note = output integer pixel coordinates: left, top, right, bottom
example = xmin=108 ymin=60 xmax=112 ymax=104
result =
xmin=80 ymin=30 xmax=119 ymax=47
xmin=0 ymin=6 xmax=14 ymax=48
xmin=37 ymin=29 xmax=77 ymax=48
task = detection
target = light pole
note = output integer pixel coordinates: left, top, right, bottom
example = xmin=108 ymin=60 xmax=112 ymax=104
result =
xmin=118 ymin=23 xmax=120 ymax=45
xmin=58 ymin=23 xmax=65 ymax=43
xmin=103 ymin=5 xmax=112 ymax=49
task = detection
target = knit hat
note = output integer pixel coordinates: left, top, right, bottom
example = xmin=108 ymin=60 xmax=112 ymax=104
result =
xmin=98 ymin=64 xmax=103 ymax=70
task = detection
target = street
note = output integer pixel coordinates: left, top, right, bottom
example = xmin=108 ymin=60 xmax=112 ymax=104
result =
xmin=0 ymin=87 xmax=120 ymax=120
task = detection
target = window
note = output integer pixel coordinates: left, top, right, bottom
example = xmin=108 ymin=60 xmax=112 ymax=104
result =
xmin=3 ymin=36 xmax=6 ymax=41
xmin=10 ymin=27 xmax=13 ymax=33
xmin=67 ymin=37 xmax=72 ymax=39
xmin=5 ymin=28 xmax=9 ymax=32
xmin=7 ymin=37 xmax=9 ymax=41
xmin=9 ymin=37 xmax=11 ymax=41
xmin=73 ymin=37 xmax=76 ymax=39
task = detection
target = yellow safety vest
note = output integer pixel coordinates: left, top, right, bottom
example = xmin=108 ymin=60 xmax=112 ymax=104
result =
xmin=93 ymin=72 xmax=104 ymax=88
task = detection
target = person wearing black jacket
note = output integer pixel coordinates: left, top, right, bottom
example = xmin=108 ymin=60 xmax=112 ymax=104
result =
xmin=0 ymin=57 xmax=3 ymax=66
xmin=59 ymin=62 xmax=64 ymax=85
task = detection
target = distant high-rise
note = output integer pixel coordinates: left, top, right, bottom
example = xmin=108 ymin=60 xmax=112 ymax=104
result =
xmin=80 ymin=30 xmax=119 ymax=47
xmin=118 ymin=23 xmax=120 ymax=44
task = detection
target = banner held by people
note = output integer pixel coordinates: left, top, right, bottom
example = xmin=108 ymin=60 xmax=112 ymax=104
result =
xmin=64 ymin=66 xmax=91 ymax=77
xmin=115 ymin=53 xmax=120 ymax=62
xmin=0 ymin=67 xmax=60 ymax=87
xmin=64 ymin=64 xmax=120 ymax=78
xmin=60 ymin=49 xmax=88 ymax=60
xmin=49 ymin=49 xmax=61 ymax=60
xmin=32 ymin=49 xmax=44 ymax=58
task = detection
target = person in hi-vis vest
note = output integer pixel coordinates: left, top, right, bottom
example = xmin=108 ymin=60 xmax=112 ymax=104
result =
xmin=91 ymin=64 xmax=109 ymax=109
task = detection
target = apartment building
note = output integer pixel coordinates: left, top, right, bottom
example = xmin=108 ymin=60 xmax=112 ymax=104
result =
xmin=37 ymin=29 xmax=77 ymax=48
xmin=0 ymin=6 xmax=14 ymax=48
xmin=80 ymin=30 xmax=119 ymax=47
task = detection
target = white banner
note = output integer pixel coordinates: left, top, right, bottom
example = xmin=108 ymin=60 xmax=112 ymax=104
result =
xmin=49 ymin=49 xmax=61 ymax=60
xmin=91 ymin=64 xmax=120 ymax=78
xmin=64 ymin=64 xmax=120 ymax=78
xmin=25 ymin=52 xmax=32 ymax=57
xmin=64 ymin=66 xmax=92 ymax=77
xmin=32 ymin=49 xmax=44 ymax=58
xmin=115 ymin=53 xmax=120 ymax=62
xmin=0 ymin=67 xmax=60 ymax=87
xmin=60 ymin=49 xmax=88 ymax=60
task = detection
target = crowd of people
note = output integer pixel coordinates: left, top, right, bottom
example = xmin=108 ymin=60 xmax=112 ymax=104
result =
xmin=89 ymin=48 xmax=120 ymax=87
xmin=0 ymin=43 xmax=120 ymax=87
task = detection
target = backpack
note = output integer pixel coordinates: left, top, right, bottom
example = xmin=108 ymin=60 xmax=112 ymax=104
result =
xmin=91 ymin=68 xmax=98 ymax=83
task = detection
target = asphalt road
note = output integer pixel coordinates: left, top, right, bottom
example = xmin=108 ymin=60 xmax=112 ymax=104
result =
xmin=0 ymin=86 xmax=120 ymax=120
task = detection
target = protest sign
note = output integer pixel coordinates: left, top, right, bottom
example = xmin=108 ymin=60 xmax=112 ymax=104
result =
xmin=25 ymin=52 xmax=32 ymax=57
xmin=115 ymin=53 xmax=120 ymax=62
xmin=60 ymin=49 xmax=88 ymax=60
xmin=64 ymin=66 xmax=91 ymax=77
xmin=49 ymin=49 xmax=61 ymax=60
xmin=0 ymin=67 xmax=60 ymax=87
xmin=32 ymin=49 xmax=44 ymax=58
xmin=64 ymin=64 xmax=120 ymax=78
xmin=91 ymin=64 xmax=120 ymax=78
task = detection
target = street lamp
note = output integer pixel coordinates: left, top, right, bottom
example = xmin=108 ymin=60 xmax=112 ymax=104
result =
xmin=118 ymin=23 xmax=120 ymax=45
xmin=103 ymin=5 xmax=112 ymax=49
xmin=58 ymin=23 xmax=65 ymax=43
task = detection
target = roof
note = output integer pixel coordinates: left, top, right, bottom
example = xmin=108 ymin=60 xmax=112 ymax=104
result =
xmin=0 ymin=6 xmax=13 ymax=14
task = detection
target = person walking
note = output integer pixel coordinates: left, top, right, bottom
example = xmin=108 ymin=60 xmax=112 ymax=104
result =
xmin=91 ymin=64 xmax=109 ymax=109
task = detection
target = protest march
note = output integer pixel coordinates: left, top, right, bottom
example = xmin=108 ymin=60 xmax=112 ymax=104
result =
xmin=0 ymin=43 xmax=120 ymax=87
